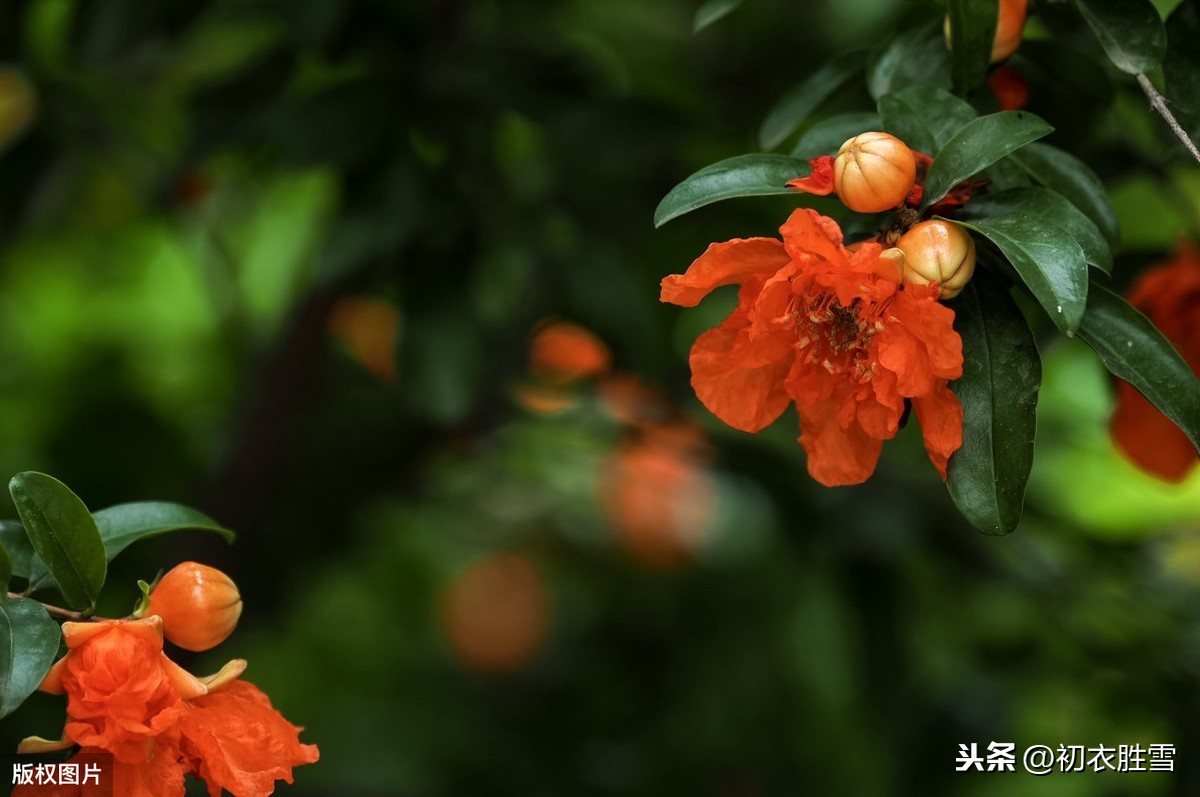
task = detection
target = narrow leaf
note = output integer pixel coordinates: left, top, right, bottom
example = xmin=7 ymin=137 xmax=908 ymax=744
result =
xmin=759 ymin=52 xmax=865 ymax=150
xmin=877 ymin=84 xmax=977 ymax=155
xmin=955 ymin=212 xmax=1089 ymax=334
xmin=1011 ymin=142 xmax=1119 ymax=245
xmin=960 ymin=186 xmax=1112 ymax=272
xmin=9 ymin=472 xmax=106 ymax=611
xmin=0 ymin=597 xmax=60 ymax=718
xmin=790 ymin=112 xmax=881 ymax=159
xmin=947 ymin=0 xmax=999 ymax=95
xmin=947 ymin=271 xmax=1041 ymax=535
xmin=654 ymin=154 xmax=810 ymax=227
xmin=1074 ymin=0 xmax=1167 ymax=75
xmin=1077 ymin=281 xmax=1200 ymax=453
xmin=694 ymin=0 xmax=745 ymax=32
xmin=922 ymin=111 xmax=1053 ymax=208
xmin=92 ymin=502 xmax=235 ymax=561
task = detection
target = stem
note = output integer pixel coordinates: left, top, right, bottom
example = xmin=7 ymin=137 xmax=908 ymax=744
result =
xmin=1137 ymin=73 xmax=1200 ymax=166
xmin=7 ymin=592 xmax=90 ymax=622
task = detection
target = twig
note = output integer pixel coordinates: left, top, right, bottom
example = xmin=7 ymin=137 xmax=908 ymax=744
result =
xmin=7 ymin=592 xmax=89 ymax=622
xmin=1137 ymin=73 xmax=1200 ymax=166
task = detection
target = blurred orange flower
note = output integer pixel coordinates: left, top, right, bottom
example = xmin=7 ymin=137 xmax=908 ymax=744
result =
xmin=660 ymin=208 xmax=963 ymax=486
xmin=440 ymin=554 xmax=549 ymax=674
xmin=529 ymin=321 xmax=611 ymax=383
xmin=988 ymin=65 xmax=1029 ymax=111
xmin=599 ymin=424 xmax=714 ymax=568
xmin=16 ymin=617 xmax=317 ymax=797
xmin=327 ymin=296 xmax=401 ymax=382
xmin=1111 ymin=243 xmax=1200 ymax=481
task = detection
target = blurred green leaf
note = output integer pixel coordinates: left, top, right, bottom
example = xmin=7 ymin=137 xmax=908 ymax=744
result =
xmin=1165 ymin=0 xmax=1200 ymax=114
xmin=947 ymin=0 xmax=998 ymax=95
xmin=92 ymin=502 xmax=235 ymax=561
xmin=1011 ymin=142 xmax=1120 ymax=245
xmin=877 ymin=84 xmax=977 ymax=154
xmin=1074 ymin=0 xmax=1167 ymax=74
xmin=759 ymin=52 xmax=865 ymax=150
xmin=790 ymin=113 xmax=881 ymax=158
xmin=0 ymin=522 xmax=35 ymax=581
xmin=0 ymin=596 xmax=60 ymax=719
xmin=956 ymin=212 xmax=1088 ymax=334
xmin=960 ymin=187 xmax=1112 ymax=272
xmin=867 ymin=23 xmax=952 ymax=100
xmin=1077 ymin=281 xmax=1200 ymax=454
xmin=947 ymin=271 xmax=1041 ymax=535
xmin=654 ymin=154 xmax=810 ymax=226
xmin=0 ymin=542 xmax=9 ymax=593
xmin=9 ymin=472 xmax=106 ymax=611
xmin=922 ymin=111 xmax=1053 ymax=208
xmin=694 ymin=0 xmax=745 ymax=31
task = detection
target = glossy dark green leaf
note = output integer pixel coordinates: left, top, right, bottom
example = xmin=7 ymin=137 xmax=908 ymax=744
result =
xmin=1074 ymin=0 xmax=1166 ymax=74
xmin=867 ymin=23 xmax=953 ymax=100
xmin=947 ymin=271 xmax=1041 ymax=535
xmin=790 ymin=113 xmax=881 ymax=159
xmin=922 ymin=111 xmax=1053 ymax=208
xmin=0 ymin=596 xmax=60 ymax=718
xmin=1015 ymin=40 xmax=1116 ymax=109
xmin=9 ymin=472 xmax=106 ymax=611
xmin=955 ymin=212 xmax=1089 ymax=334
xmin=0 ymin=522 xmax=34 ymax=581
xmin=759 ymin=52 xmax=865 ymax=150
xmin=960 ymin=187 xmax=1112 ymax=272
xmin=877 ymin=84 xmax=977 ymax=156
xmin=694 ymin=0 xmax=746 ymax=32
xmin=93 ymin=502 xmax=235 ymax=561
xmin=654 ymin=154 xmax=810 ymax=227
xmin=947 ymin=0 xmax=999 ymax=94
xmin=1077 ymin=281 xmax=1200 ymax=453
xmin=1011 ymin=142 xmax=1119 ymax=245
xmin=1165 ymin=0 xmax=1200 ymax=115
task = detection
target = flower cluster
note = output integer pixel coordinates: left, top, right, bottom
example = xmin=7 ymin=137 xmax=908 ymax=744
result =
xmin=15 ymin=616 xmax=317 ymax=797
xmin=1111 ymin=242 xmax=1200 ymax=481
xmin=660 ymin=208 xmax=964 ymax=486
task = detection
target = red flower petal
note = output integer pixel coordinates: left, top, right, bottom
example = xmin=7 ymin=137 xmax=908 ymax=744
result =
xmin=660 ymin=238 xmax=789 ymax=307
xmin=785 ymin=155 xmax=835 ymax=196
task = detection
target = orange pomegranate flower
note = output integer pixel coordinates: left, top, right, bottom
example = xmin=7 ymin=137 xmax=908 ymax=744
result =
xmin=660 ymin=208 xmax=964 ymax=486
xmin=1110 ymin=242 xmax=1200 ymax=481
xmin=529 ymin=320 xmax=612 ymax=383
xmin=15 ymin=617 xmax=317 ymax=797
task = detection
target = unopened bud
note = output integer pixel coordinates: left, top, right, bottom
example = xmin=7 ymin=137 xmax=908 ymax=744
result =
xmin=834 ymin=132 xmax=917 ymax=214
xmin=146 ymin=562 xmax=243 ymax=652
xmin=896 ymin=220 xmax=976 ymax=299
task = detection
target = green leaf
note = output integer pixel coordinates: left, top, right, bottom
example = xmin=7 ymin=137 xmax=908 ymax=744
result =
xmin=0 ymin=543 xmax=9 ymax=593
xmin=790 ymin=113 xmax=882 ymax=159
xmin=1165 ymin=0 xmax=1200 ymax=115
xmin=960 ymin=187 xmax=1112 ymax=273
xmin=0 ymin=522 xmax=35 ymax=581
xmin=9 ymin=473 xmax=106 ymax=611
xmin=922 ymin=111 xmax=1053 ymax=208
xmin=867 ymin=23 xmax=952 ymax=100
xmin=1011 ymin=142 xmax=1119 ymax=245
xmin=877 ymin=84 xmax=977 ymax=154
xmin=1077 ymin=281 xmax=1200 ymax=453
xmin=947 ymin=0 xmax=999 ymax=95
xmin=947 ymin=271 xmax=1041 ymax=535
xmin=955 ymin=212 xmax=1089 ymax=334
xmin=92 ymin=502 xmax=235 ymax=561
xmin=0 ymin=596 xmax=60 ymax=718
xmin=694 ymin=0 xmax=745 ymax=32
xmin=654 ymin=154 xmax=810 ymax=227
xmin=758 ymin=52 xmax=865 ymax=150
xmin=1074 ymin=0 xmax=1166 ymax=74
xmin=1015 ymin=40 xmax=1115 ymax=109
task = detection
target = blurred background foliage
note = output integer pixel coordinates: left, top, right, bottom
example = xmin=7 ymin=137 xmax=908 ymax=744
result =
xmin=0 ymin=0 xmax=1197 ymax=795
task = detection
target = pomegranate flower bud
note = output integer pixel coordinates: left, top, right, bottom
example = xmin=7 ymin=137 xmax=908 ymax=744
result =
xmin=833 ymin=132 xmax=917 ymax=214
xmin=896 ymin=220 xmax=977 ymax=300
xmin=146 ymin=562 xmax=244 ymax=652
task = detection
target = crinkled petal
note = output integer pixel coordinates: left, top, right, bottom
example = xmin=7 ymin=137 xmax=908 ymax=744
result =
xmin=796 ymin=397 xmax=885 ymax=487
xmin=875 ymin=291 xmax=963 ymax=396
xmin=779 ymin=208 xmax=848 ymax=269
xmin=912 ymin=381 xmax=964 ymax=479
xmin=660 ymin=238 xmax=789 ymax=307
xmin=1111 ymin=380 xmax=1197 ymax=482
xmin=785 ymin=155 xmax=835 ymax=196
xmin=179 ymin=681 xmax=319 ymax=797
xmin=689 ymin=310 xmax=792 ymax=433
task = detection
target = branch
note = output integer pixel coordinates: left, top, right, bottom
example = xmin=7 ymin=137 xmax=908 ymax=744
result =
xmin=1137 ymin=73 xmax=1200 ymax=166
xmin=7 ymin=592 xmax=90 ymax=622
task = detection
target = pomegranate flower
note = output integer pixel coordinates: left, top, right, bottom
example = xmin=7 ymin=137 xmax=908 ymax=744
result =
xmin=660 ymin=208 xmax=964 ymax=486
